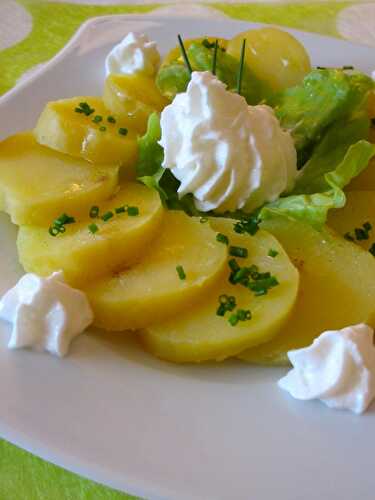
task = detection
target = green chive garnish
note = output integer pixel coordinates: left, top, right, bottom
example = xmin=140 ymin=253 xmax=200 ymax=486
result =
xmin=236 ymin=39 xmax=246 ymax=95
xmin=99 ymin=126 xmax=106 ymax=132
xmin=229 ymin=246 xmax=248 ymax=258
xmin=118 ymin=127 xmax=128 ymax=136
xmin=176 ymin=265 xmax=186 ymax=280
xmin=344 ymin=232 xmax=354 ymax=242
xmin=177 ymin=34 xmax=192 ymax=74
xmin=88 ymin=223 xmax=99 ymax=234
xmin=107 ymin=116 xmax=116 ymax=123
xmin=89 ymin=206 xmax=99 ymax=218
xmin=212 ymin=39 xmax=219 ymax=75
xmin=92 ymin=115 xmax=103 ymax=123
xmin=268 ymin=249 xmax=278 ymax=258
xmin=101 ymin=211 xmax=114 ymax=222
xmin=228 ymin=309 xmax=251 ymax=326
xmin=49 ymin=226 xmax=60 ymax=237
xmin=233 ymin=216 xmax=259 ymax=236
xmin=216 ymin=233 xmax=229 ymax=245
xmin=216 ymin=294 xmax=236 ymax=317
xmin=75 ymin=102 xmax=95 ymax=116
xmin=115 ymin=205 xmax=127 ymax=214
xmin=127 ymin=206 xmax=139 ymax=216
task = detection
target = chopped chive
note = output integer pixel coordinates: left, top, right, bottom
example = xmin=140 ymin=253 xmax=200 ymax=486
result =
xmin=75 ymin=102 xmax=95 ymax=116
xmin=99 ymin=126 xmax=106 ymax=132
xmin=233 ymin=216 xmax=259 ymax=236
xmin=228 ymin=308 xmax=251 ymax=326
xmin=369 ymin=243 xmax=375 ymax=256
xmin=229 ymin=246 xmax=248 ymax=258
xmin=92 ymin=115 xmax=103 ymax=123
xmin=115 ymin=205 xmax=127 ymax=214
xmin=228 ymin=258 xmax=240 ymax=273
xmin=212 ymin=39 xmax=219 ymax=75
xmin=200 ymin=217 xmax=208 ymax=224
xmin=107 ymin=115 xmax=116 ymax=123
xmin=216 ymin=233 xmax=229 ymax=245
xmin=88 ymin=223 xmax=99 ymax=234
xmin=127 ymin=206 xmax=139 ymax=216
xmin=101 ymin=211 xmax=114 ymax=222
xmin=49 ymin=226 xmax=60 ymax=237
xmin=216 ymin=294 xmax=236 ymax=317
xmin=118 ymin=127 xmax=128 ymax=136
xmin=202 ymin=38 xmax=215 ymax=49
xmin=344 ymin=232 xmax=354 ymax=242
xmin=54 ymin=213 xmax=75 ymax=226
xmin=236 ymin=39 xmax=246 ymax=95
xmin=364 ymin=222 xmax=372 ymax=232
xmin=89 ymin=205 xmax=99 ymax=218
xmin=268 ymin=249 xmax=278 ymax=258
xmin=177 ymin=34 xmax=192 ymax=74
xmin=176 ymin=265 xmax=186 ymax=280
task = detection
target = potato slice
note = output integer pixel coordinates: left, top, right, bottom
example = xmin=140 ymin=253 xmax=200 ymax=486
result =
xmin=141 ymin=219 xmax=299 ymax=363
xmin=227 ymin=27 xmax=311 ymax=92
xmin=328 ymin=191 xmax=375 ymax=252
xmin=17 ymin=183 xmax=164 ymax=287
xmin=34 ymin=96 xmax=138 ymax=168
xmin=103 ymin=74 xmax=168 ymax=134
xmin=239 ymin=217 xmax=375 ymax=365
xmin=85 ymin=211 xmax=228 ymax=331
xmin=0 ymin=132 xmax=119 ymax=225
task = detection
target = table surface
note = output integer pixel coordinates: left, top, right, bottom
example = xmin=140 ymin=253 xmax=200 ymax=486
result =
xmin=1 ymin=1 xmax=374 ymax=499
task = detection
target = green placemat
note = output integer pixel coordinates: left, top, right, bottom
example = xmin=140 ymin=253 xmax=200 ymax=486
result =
xmin=0 ymin=1 xmax=372 ymax=498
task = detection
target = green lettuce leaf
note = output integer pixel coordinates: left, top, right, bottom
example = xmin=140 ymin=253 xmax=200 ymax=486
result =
xmin=136 ymin=113 xmax=199 ymax=215
xmin=156 ymin=41 xmax=271 ymax=104
xmin=292 ymin=113 xmax=370 ymax=194
xmin=259 ymin=140 xmax=375 ymax=229
xmin=271 ymin=69 xmax=374 ymax=165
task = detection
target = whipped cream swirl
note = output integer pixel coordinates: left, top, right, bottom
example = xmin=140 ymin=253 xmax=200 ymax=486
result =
xmin=0 ymin=271 xmax=93 ymax=357
xmin=160 ymin=71 xmax=297 ymax=213
xmin=278 ymin=324 xmax=375 ymax=414
xmin=105 ymin=31 xmax=160 ymax=77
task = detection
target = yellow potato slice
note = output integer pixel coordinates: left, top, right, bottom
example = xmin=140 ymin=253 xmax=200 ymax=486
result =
xmin=17 ymin=183 xmax=164 ymax=287
xmin=328 ymin=190 xmax=375 ymax=252
xmin=239 ymin=217 xmax=375 ymax=366
xmin=34 ymin=96 xmax=138 ymax=168
xmin=85 ymin=211 xmax=228 ymax=331
xmin=227 ymin=27 xmax=311 ymax=92
xmin=141 ymin=218 xmax=299 ymax=363
xmin=103 ymin=74 xmax=168 ymax=134
xmin=0 ymin=132 xmax=119 ymax=225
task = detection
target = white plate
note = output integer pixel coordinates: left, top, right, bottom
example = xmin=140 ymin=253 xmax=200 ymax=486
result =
xmin=1 ymin=15 xmax=375 ymax=500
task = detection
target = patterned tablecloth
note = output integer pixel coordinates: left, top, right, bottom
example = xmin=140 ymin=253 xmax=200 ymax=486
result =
xmin=1 ymin=1 xmax=374 ymax=498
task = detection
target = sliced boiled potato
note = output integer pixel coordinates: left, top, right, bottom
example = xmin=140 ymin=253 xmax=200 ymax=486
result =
xmin=141 ymin=218 xmax=299 ymax=363
xmin=17 ymin=183 xmax=164 ymax=287
xmin=103 ymin=74 xmax=168 ymax=134
xmin=239 ymin=217 xmax=375 ymax=365
xmin=34 ymin=96 xmax=138 ymax=168
xmin=328 ymin=191 xmax=375 ymax=252
xmin=227 ymin=27 xmax=311 ymax=92
xmin=346 ymin=157 xmax=375 ymax=191
xmin=0 ymin=132 xmax=119 ymax=225
xmin=85 ymin=211 xmax=227 ymax=331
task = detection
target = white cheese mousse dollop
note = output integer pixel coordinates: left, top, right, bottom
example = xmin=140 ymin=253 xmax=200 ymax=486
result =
xmin=278 ymin=324 xmax=375 ymax=415
xmin=105 ymin=31 xmax=160 ymax=77
xmin=0 ymin=271 xmax=93 ymax=357
xmin=159 ymin=71 xmax=297 ymax=213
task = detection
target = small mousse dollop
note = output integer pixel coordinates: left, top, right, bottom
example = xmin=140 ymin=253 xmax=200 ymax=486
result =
xmin=105 ymin=31 xmax=160 ymax=77
xmin=0 ymin=271 xmax=93 ymax=357
xmin=278 ymin=324 xmax=375 ymax=415
xmin=159 ymin=71 xmax=297 ymax=213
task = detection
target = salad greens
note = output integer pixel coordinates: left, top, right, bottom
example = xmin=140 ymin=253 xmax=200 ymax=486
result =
xmin=156 ymin=42 xmax=271 ymax=105
xmin=138 ymin=64 xmax=375 ymax=232
xmin=272 ymin=69 xmax=374 ymax=165
xmin=259 ymin=140 xmax=375 ymax=229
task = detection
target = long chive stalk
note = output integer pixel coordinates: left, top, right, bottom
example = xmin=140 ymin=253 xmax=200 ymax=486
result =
xmin=236 ymin=39 xmax=246 ymax=95
xmin=177 ymin=34 xmax=192 ymax=74
xmin=212 ymin=39 xmax=219 ymax=75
